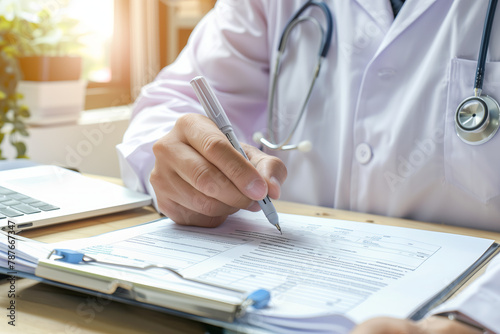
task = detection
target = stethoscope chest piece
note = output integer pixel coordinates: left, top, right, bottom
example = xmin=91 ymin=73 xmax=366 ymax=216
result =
xmin=455 ymin=95 xmax=500 ymax=145
xmin=454 ymin=0 xmax=499 ymax=145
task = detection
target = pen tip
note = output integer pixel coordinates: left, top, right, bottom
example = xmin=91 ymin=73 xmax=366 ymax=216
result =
xmin=276 ymin=223 xmax=282 ymax=235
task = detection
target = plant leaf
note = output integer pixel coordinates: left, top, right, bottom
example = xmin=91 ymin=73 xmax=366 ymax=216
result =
xmin=12 ymin=141 xmax=27 ymax=158
xmin=18 ymin=105 xmax=30 ymax=118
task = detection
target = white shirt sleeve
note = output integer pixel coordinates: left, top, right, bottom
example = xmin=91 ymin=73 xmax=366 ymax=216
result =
xmin=430 ymin=254 xmax=500 ymax=333
xmin=116 ymin=0 xmax=271 ymax=206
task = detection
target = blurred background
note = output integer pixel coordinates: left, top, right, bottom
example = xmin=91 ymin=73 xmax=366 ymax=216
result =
xmin=0 ymin=0 xmax=216 ymax=177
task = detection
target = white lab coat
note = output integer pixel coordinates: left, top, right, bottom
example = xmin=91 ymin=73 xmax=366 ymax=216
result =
xmin=117 ymin=0 xmax=500 ymax=331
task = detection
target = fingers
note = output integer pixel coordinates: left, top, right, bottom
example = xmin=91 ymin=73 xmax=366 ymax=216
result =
xmin=150 ymin=160 xmax=239 ymax=218
xmin=179 ymin=114 xmax=270 ymax=201
xmin=417 ymin=316 xmax=483 ymax=334
xmin=150 ymin=113 xmax=287 ymax=227
xmin=151 ymin=120 xmax=246 ymax=226
xmin=154 ymin=197 xmax=236 ymax=228
xmin=350 ymin=317 xmax=419 ymax=334
xmin=150 ymin=156 xmax=238 ymax=228
xmin=244 ymin=143 xmax=287 ymax=200
xmin=166 ymin=137 xmax=251 ymax=209
xmin=351 ymin=316 xmax=484 ymax=334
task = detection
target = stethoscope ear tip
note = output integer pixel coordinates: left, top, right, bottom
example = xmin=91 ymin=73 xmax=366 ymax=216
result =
xmin=253 ymin=132 xmax=312 ymax=152
xmin=253 ymin=132 xmax=264 ymax=144
xmin=297 ymin=140 xmax=313 ymax=152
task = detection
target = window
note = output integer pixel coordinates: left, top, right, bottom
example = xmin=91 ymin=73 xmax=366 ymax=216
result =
xmin=79 ymin=0 xmax=131 ymax=109
xmin=8 ymin=0 xmax=217 ymax=111
xmin=158 ymin=0 xmax=216 ymax=68
xmin=3 ymin=0 xmax=132 ymax=110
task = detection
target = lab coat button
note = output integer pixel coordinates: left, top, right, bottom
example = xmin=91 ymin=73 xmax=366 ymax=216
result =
xmin=377 ymin=68 xmax=397 ymax=80
xmin=355 ymin=143 xmax=373 ymax=164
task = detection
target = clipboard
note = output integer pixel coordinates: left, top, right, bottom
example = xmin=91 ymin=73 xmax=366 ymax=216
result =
xmin=1 ymin=210 xmax=499 ymax=334
xmin=34 ymin=249 xmax=271 ymax=323
xmin=0 ymin=267 xmax=271 ymax=334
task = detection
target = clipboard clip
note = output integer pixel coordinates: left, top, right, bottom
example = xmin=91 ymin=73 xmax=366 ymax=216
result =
xmin=47 ymin=248 xmax=270 ymax=316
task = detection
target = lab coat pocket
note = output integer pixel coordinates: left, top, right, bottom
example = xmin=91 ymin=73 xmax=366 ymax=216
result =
xmin=444 ymin=58 xmax=500 ymax=202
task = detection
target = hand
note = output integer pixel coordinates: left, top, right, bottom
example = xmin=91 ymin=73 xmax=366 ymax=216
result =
xmin=350 ymin=316 xmax=483 ymax=334
xmin=150 ymin=113 xmax=287 ymax=227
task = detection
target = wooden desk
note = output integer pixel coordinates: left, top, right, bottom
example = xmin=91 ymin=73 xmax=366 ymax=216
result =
xmin=1 ymin=200 xmax=499 ymax=334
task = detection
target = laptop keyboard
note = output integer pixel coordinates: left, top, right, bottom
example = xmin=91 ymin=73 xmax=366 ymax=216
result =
xmin=0 ymin=186 xmax=60 ymax=219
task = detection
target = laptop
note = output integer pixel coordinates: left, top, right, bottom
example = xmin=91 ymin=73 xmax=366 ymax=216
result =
xmin=0 ymin=165 xmax=152 ymax=232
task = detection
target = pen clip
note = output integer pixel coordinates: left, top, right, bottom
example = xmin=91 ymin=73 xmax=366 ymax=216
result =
xmin=190 ymin=76 xmax=231 ymax=129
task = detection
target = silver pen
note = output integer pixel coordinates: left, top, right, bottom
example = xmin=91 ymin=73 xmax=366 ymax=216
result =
xmin=190 ymin=76 xmax=282 ymax=234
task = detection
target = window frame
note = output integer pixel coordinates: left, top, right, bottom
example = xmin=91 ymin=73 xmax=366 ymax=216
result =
xmin=84 ymin=0 xmax=131 ymax=110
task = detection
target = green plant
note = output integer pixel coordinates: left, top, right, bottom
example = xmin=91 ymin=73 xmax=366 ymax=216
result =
xmin=0 ymin=16 xmax=30 ymax=159
xmin=16 ymin=8 xmax=85 ymax=57
xmin=0 ymin=8 xmax=84 ymax=159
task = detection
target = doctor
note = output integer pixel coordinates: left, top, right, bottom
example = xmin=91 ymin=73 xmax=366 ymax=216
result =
xmin=117 ymin=0 xmax=500 ymax=333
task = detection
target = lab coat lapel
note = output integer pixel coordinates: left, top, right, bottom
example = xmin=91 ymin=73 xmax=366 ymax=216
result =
xmin=373 ymin=0 xmax=439 ymax=57
xmin=352 ymin=0 xmax=394 ymax=29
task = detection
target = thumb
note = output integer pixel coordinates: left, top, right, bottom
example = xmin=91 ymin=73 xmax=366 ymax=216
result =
xmin=243 ymin=144 xmax=287 ymax=200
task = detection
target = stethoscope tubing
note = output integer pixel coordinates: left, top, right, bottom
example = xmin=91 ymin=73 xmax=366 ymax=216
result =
xmin=261 ymin=0 xmax=499 ymax=150
xmin=455 ymin=0 xmax=500 ymax=145
xmin=278 ymin=0 xmax=333 ymax=58
xmin=474 ymin=0 xmax=498 ymax=95
xmin=262 ymin=0 xmax=333 ymax=150
xmin=268 ymin=17 xmax=324 ymax=147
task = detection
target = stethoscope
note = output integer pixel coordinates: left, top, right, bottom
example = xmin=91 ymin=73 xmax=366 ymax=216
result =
xmin=253 ymin=0 xmax=332 ymax=152
xmin=455 ymin=0 xmax=499 ymax=145
xmin=254 ymin=0 xmax=499 ymax=151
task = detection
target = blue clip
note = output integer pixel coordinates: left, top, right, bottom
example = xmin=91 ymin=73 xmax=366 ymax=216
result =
xmin=246 ymin=289 xmax=270 ymax=309
xmin=52 ymin=249 xmax=85 ymax=264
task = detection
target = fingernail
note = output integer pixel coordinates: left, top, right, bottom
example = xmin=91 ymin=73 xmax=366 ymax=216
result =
xmin=246 ymin=178 xmax=267 ymax=200
xmin=270 ymin=176 xmax=281 ymax=199
xmin=246 ymin=201 xmax=261 ymax=212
